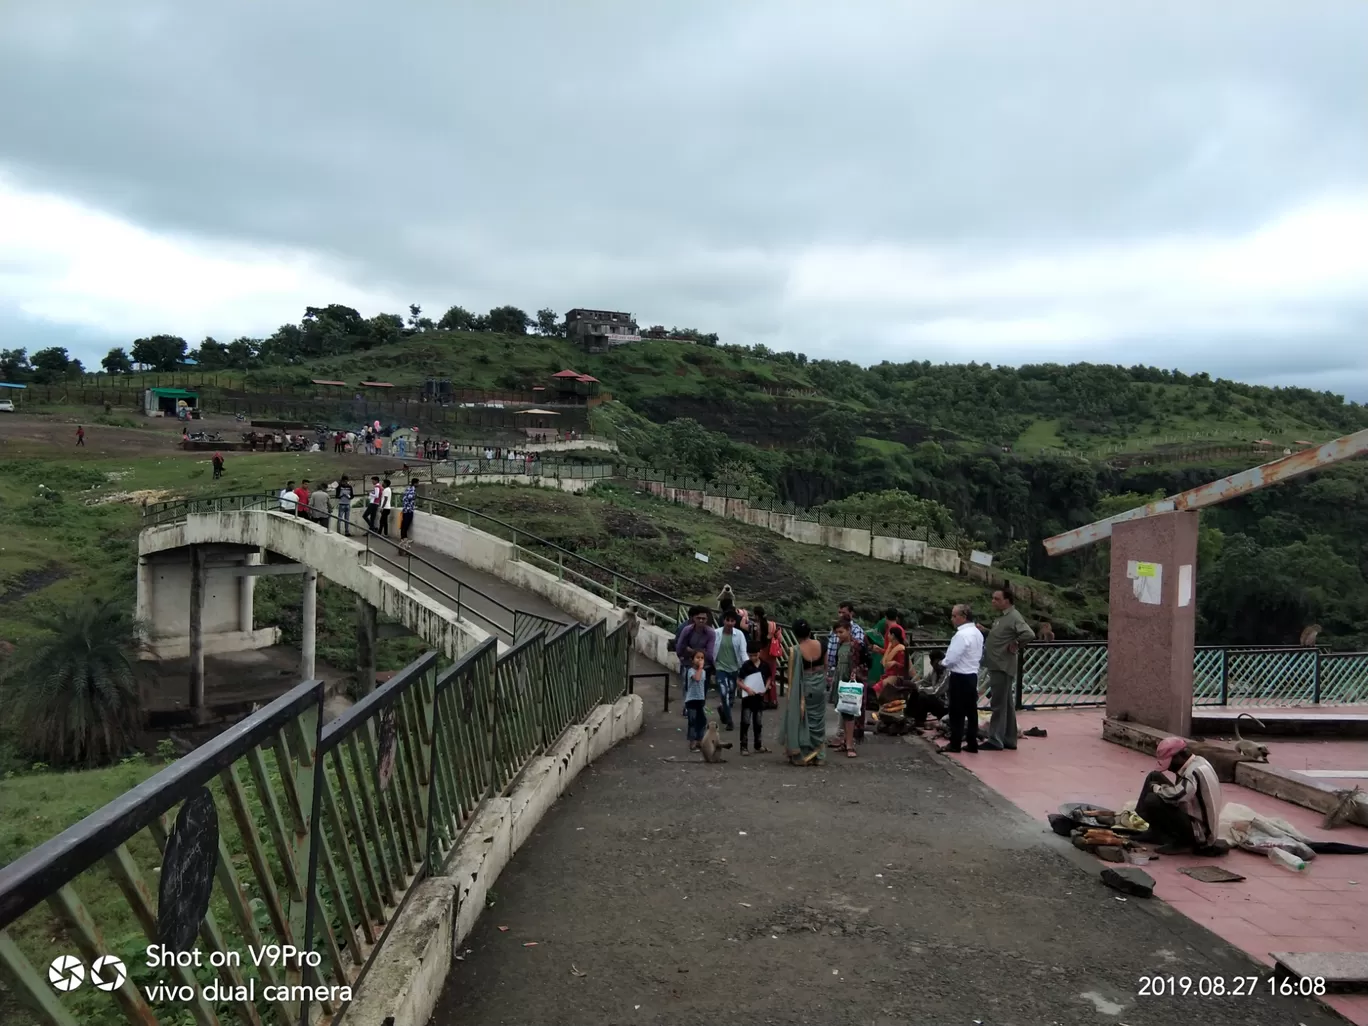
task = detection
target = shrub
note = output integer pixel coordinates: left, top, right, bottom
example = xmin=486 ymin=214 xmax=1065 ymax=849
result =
xmin=4 ymin=598 xmax=144 ymax=766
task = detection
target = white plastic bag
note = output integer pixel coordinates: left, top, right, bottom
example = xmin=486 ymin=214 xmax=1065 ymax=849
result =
xmin=836 ymin=681 xmax=864 ymax=717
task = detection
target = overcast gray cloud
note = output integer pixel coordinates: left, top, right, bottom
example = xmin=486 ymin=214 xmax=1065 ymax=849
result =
xmin=1 ymin=0 xmax=1365 ymax=396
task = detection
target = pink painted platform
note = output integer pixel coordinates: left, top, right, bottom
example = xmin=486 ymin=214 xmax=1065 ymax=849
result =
xmin=942 ymin=707 xmax=1368 ymax=1024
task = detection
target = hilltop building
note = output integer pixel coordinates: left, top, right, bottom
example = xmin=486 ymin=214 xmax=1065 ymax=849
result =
xmin=564 ymin=308 xmax=640 ymax=351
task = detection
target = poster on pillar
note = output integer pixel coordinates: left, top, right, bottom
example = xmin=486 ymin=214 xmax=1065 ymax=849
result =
xmin=1126 ymin=560 xmax=1163 ymax=605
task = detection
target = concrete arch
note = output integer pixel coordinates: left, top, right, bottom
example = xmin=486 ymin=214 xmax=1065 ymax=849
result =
xmin=137 ymin=510 xmax=492 ymax=667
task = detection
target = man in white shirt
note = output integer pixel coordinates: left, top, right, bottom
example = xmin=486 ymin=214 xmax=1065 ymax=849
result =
xmin=279 ymin=481 xmax=298 ymax=513
xmin=939 ymin=603 xmax=984 ymax=754
xmin=378 ymin=478 xmax=394 ymax=536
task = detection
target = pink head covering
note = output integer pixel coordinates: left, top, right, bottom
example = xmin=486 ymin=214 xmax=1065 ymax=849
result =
xmin=1155 ymin=736 xmax=1187 ymax=770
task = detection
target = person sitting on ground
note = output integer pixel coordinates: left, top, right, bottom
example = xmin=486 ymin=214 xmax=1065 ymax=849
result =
xmin=911 ymin=650 xmax=949 ymax=730
xmin=1134 ymin=737 xmax=1226 ymax=856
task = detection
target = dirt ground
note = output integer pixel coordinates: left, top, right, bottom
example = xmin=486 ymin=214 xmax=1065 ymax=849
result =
xmin=430 ymin=693 xmax=1346 ymax=1026
xmin=0 ymin=411 xmax=428 ymax=481
xmin=0 ymin=410 xmax=211 ymax=455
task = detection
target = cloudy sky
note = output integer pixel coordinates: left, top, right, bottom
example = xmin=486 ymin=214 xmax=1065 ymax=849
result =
xmin=2 ymin=1 xmax=1365 ymax=395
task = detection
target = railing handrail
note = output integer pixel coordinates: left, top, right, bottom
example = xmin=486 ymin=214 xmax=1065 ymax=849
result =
xmin=0 ymin=678 xmax=325 ymax=931
xmin=319 ymin=651 xmax=440 ymax=751
xmin=420 ymin=494 xmax=693 ymax=617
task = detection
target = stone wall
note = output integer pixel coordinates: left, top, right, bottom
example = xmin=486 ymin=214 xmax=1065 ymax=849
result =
xmin=636 ymin=481 xmax=962 ymax=574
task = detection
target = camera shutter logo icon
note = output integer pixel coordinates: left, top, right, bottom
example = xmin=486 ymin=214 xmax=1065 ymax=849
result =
xmin=48 ymin=955 xmax=85 ymax=992
xmin=91 ymin=955 xmax=127 ymax=992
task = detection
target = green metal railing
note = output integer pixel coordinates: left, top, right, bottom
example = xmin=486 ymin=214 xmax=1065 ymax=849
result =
xmin=0 ymin=627 xmax=632 ymax=1026
xmin=1020 ymin=642 xmax=1368 ymax=708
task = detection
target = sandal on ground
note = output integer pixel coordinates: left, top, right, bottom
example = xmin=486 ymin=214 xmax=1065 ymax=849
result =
xmin=846 ymin=748 xmax=858 ymax=758
xmin=755 ymin=746 xmax=772 ymax=754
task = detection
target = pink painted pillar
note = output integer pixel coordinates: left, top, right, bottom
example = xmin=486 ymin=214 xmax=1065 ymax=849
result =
xmin=1106 ymin=511 xmax=1200 ymax=737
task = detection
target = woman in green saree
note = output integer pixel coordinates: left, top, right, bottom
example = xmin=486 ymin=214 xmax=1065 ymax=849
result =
xmin=778 ymin=619 xmax=829 ymax=765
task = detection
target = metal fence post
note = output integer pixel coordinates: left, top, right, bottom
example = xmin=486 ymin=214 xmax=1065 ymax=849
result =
xmin=1312 ymin=648 xmax=1321 ymax=704
xmin=1218 ymin=649 xmax=1229 ymax=706
xmin=1015 ymin=646 xmax=1025 ymax=710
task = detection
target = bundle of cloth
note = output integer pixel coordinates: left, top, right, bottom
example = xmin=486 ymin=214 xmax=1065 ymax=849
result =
xmin=1217 ymin=802 xmax=1317 ymax=861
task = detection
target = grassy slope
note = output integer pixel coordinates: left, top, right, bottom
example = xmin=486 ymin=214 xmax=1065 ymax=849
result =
xmin=438 ymin=482 xmax=1098 ymax=635
xmin=245 ymin=331 xmax=817 ymax=400
xmin=1016 ymin=388 xmax=1342 ymax=455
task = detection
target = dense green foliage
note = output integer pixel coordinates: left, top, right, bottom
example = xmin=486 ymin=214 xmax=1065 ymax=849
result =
xmin=3 ymin=598 xmax=142 ymax=766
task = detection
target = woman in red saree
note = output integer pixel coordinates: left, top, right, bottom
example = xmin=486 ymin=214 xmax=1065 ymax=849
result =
xmin=874 ymin=623 xmax=908 ymax=698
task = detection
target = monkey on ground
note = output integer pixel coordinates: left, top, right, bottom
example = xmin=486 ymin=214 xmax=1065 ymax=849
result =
xmin=699 ymin=719 xmax=733 ymax=763
xmin=1233 ymin=712 xmax=1270 ymax=762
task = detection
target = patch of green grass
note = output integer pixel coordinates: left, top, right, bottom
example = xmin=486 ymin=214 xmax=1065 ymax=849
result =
xmin=855 ymin=436 xmax=910 ymax=456
xmin=1015 ymin=419 xmax=1064 ymax=451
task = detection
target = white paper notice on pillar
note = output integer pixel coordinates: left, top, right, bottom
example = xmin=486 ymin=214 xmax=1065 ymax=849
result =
xmin=1126 ymin=560 xmax=1163 ymax=605
xmin=1178 ymin=564 xmax=1193 ymax=607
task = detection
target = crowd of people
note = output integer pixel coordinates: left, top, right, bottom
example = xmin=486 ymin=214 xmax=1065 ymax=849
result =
xmin=670 ymin=585 xmax=1046 ymax=766
xmin=276 ymin=473 xmax=421 ymax=547
xmin=328 ymin=424 xmax=453 ymax=461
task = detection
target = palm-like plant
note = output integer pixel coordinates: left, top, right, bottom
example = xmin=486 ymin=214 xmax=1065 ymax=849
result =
xmin=4 ymin=598 xmax=144 ymax=766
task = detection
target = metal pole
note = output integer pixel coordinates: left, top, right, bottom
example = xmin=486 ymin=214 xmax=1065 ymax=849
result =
xmin=1015 ymin=645 xmax=1025 ymax=711
xmin=1219 ymin=650 xmax=1229 ymax=706
xmin=1312 ymin=649 xmax=1321 ymax=705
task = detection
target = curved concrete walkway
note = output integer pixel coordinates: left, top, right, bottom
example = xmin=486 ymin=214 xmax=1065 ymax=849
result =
xmin=430 ymin=701 xmax=1346 ymax=1026
xmin=140 ymin=510 xmax=492 ymax=659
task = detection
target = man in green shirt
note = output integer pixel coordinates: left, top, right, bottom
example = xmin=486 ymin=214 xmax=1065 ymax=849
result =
xmin=980 ymin=587 xmax=1036 ymax=751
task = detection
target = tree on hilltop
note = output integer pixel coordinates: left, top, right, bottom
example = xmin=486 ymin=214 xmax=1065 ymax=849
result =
xmin=101 ymin=347 xmax=133 ymax=375
xmin=131 ymin=334 xmax=188 ymax=371
xmin=31 ymin=346 xmax=81 ymax=383
xmin=437 ymin=305 xmax=478 ymax=331
xmin=487 ymin=305 xmax=530 ymax=335
xmin=536 ymin=308 xmax=561 ymax=337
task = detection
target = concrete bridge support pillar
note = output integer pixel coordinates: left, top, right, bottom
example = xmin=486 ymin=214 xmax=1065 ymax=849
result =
xmin=1106 ymin=511 xmax=1199 ymax=738
xmin=356 ymin=597 xmax=377 ymax=696
xmin=301 ymin=570 xmax=318 ymax=680
xmin=239 ymin=549 xmax=261 ymax=633
xmin=188 ymin=545 xmax=206 ymax=721
xmin=136 ymin=557 xmax=152 ymax=644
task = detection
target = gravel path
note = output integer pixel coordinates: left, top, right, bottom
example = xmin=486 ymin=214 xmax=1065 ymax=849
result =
xmin=430 ymin=692 xmax=1344 ymax=1026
